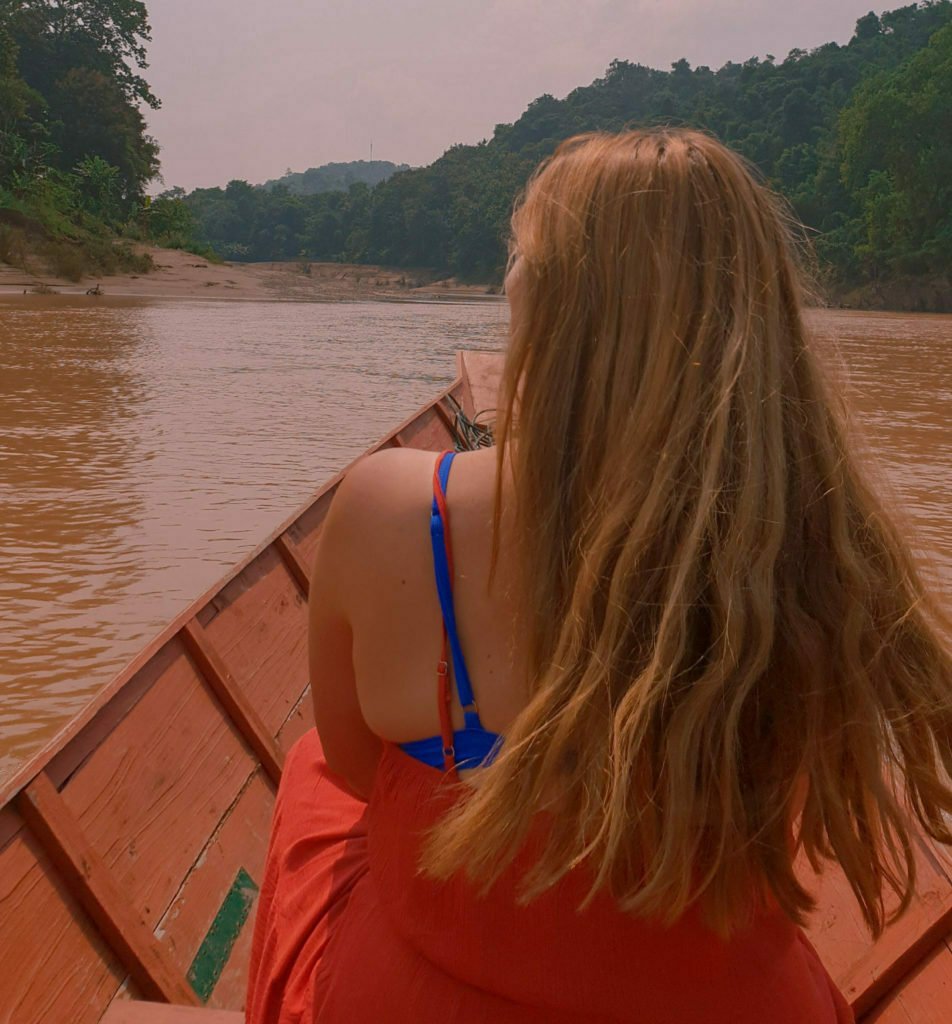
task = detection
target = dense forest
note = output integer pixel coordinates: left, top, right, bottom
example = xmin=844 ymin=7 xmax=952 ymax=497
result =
xmin=0 ymin=0 xmax=162 ymax=275
xmin=0 ymin=1 xmax=950 ymax=307
xmin=261 ymin=161 xmax=410 ymax=196
xmin=178 ymin=1 xmax=952 ymax=307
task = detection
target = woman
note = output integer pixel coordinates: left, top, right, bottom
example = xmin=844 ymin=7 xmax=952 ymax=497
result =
xmin=246 ymin=130 xmax=952 ymax=1023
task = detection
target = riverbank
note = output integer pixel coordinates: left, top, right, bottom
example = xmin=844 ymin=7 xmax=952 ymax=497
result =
xmin=0 ymin=245 xmax=501 ymax=303
xmin=4 ymin=242 xmax=949 ymax=312
xmin=831 ymin=276 xmax=952 ymax=315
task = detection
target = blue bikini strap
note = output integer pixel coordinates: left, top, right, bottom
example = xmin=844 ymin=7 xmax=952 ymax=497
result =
xmin=431 ymin=451 xmax=481 ymax=729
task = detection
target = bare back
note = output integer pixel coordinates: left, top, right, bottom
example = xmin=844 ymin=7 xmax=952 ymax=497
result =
xmin=341 ymin=445 xmax=528 ymax=749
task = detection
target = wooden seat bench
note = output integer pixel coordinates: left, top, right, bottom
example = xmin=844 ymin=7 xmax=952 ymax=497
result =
xmin=102 ymin=1003 xmax=244 ymax=1024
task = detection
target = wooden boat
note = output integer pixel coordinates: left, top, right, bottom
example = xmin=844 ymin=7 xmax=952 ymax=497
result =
xmin=1 ymin=350 xmax=950 ymax=1024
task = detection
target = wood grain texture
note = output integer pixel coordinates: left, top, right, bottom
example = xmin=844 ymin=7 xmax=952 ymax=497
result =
xmin=58 ymin=637 xmax=259 ymax=937
xmin=203 ymin=885 xmax=258 ymax=1012
xmin=803 ymin=831 xmax=952 ymax=1015
xmin=395 ymin=405 xmax=453 ymax=454
xmin=156 ymin=771 xmax=274 ymax=1010
xmin=102 ymin=1003 xmax=243 ymax=1024
xmin=276 ymin=691 xmax=316 ymax=755
xmin=459 ymin=350 xmax=503 ymax=419
xmin=103 ymin=977 xmax=144 ymax=1016
xmin=862 ymin=936 xmax=952 ymax=1022
xmin=433 ymin=398 xmax=456 ymax=435
xmin=201 ymin=549 xmax=310 ymax=753
xmin=180 ymin=619 xmax=284 ymax=785
xmin=0 ymin=813 xmax=127 ymax=1024
xmin=15 ymin=773 xmax=198 ymax=1007
xmin=286 ymin=490 xmax=333 ymax=570
xmin=273 ymin=534 xmax=310 ymax=598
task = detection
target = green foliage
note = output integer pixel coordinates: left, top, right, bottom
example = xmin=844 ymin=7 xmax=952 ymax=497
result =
xmin=10 ymin=0 xmax=159 ymax=110
xmin=147 ymin=187 xmax=194 ymax=242
xmin=0 ymin=0 xmax=160 ymax=268
xmin=177 ymin=1 xmax=952 ymax=303
xmin=839 ymin=22 xmax=952 ymax=279
xmin=74 ymin=154 xmax=121 ymax=221
xmin=261 ymin=160 xmax=411 ymax=196
xmin=48 ymin=66 xmax=159 ymax=205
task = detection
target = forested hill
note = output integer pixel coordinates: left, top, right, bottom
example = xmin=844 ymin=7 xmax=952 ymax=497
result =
xmin=2 ymin=2 xmax=949 ymax=308
xmin=182 ymin=1 xmax=952 ymax=309
xmin=261 ymin=160 xmax=410 ymax=196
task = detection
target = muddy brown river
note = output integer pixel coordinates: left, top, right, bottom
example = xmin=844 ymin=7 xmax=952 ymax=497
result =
xmin=0 ymin=298 xmax=948 ymax=786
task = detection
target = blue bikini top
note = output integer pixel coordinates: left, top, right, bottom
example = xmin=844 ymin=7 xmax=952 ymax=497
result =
xmin=399 ymin=451 xmax=501 ymax=772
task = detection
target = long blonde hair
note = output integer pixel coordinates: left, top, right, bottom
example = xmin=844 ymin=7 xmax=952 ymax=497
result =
xmin=423 ymin=129 xmax=952 ymax=937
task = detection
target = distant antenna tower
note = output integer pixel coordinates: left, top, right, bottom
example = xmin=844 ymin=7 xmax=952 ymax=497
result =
xmin=370 ymin=141 xmax=373 ymax=164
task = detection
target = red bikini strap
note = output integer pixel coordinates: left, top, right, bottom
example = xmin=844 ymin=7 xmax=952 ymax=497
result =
xmin=433 ymin=453 xmax=458 ymax=777
xmin=437 ymin=626 xmax=456 ymax=775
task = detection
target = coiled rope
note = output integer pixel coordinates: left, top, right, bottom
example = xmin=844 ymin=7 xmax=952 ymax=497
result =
xmin=444 ymin=393 xmax=495 ymax=451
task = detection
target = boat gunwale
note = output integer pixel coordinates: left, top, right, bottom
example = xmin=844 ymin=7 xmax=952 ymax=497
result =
xmin=0 ymin=356 xmax=469 ymax=810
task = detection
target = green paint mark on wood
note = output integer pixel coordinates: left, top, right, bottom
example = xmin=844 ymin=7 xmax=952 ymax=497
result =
xmin=188 ymin=867 xmax=259 ymax=1002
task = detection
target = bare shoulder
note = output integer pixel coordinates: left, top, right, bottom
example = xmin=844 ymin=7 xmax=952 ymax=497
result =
xmin=333 ymin=446 xmax=437 ymax=516
xmin=320 ymin=445 xmax=496 ymax=576
xmin=314 ymin=448 xmax=440 ymax=606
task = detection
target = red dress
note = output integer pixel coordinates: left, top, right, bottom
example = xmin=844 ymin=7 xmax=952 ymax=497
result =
xmin=246 ymin=733 xmax=853 ymax=1023
xmin=247 ymin=452 xmax=854 ymax=1021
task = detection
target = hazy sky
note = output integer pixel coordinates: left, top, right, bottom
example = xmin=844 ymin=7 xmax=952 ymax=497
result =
xmin=145 ymin=0 xmax=886 ymax=191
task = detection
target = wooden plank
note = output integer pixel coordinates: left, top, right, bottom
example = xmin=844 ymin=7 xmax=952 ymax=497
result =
xmin=276 ymin=690 xmax=315 ymax=755
xmin=186 ymin=867 xmax=258 ymax=1003
xmin=845 ymin=892 xmax=952 ymax=1016
xmin=455 ymin=349 xmax=476 ymax=423
xmin=397 ymin=404 xmax=455 ymax=453
xmin=272 ymin=533 xmax=310 ymax=598
xmin=286 ymin=490 xmax=333 ymax=571
xmin=104 ymin=977 xmax=145 ymax=1018
xmin=204 ymin=885 xmax=258 ymax=1010
xmin=459 ymin=349 xmax=503 ymax=418
xmin=59 ymin=639 xmax=258 ymax=938
xmin=15 ymin=773 xmax=198 ymax=1007
xmin=0 ymin=803 xmax=21 ymax=848
xmin=156 ymin=772 xmax=274 ymax=1010
xmin=0 ymin=812 xmax=128 ymax=1024
xmin=861 ymin=936 xmax=952 ymax=1022
xmin=180 ymin=619 xmax=284 ymax=786
xmin=804 ymin=831 xmax=952 ymax=1016
xmin=201 ymin=549 xmax=310 ymax=753
xmin=44 ymin=661 xmax=157 ymax=794
xmin=103 ymin=1003 xmax=243 ymax=1024
xmin=434 ymin=398 xmax=456 ymax=435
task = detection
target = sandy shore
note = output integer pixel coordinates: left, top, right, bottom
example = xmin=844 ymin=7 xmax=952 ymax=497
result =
xmin=0 ymin=245 xmax=502 ymax=303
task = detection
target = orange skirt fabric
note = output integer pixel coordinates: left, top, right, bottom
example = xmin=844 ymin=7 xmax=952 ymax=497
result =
xmin=245 ymin=731 xmax=369 ymax=1024
xmin=247 ymin=730 xmax=854 ymax=1024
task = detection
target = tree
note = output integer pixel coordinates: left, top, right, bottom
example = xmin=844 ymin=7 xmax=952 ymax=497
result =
xmin=10 ymin=0 xmax=159 ymax=108
xmin=49 ymin=66 xmax=158 ymax=204
xmin=0 ymin=0 xmax=161 ymax=224
xmin=74 ymin=153 xmax=121 ymax=221
xmin=853 ymin=11 xmax=882 ymax=42
xmin=172 ymin=0 xmax=952 ymax=304
xmin=840 ymin=22 xmax=952 ymax=276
